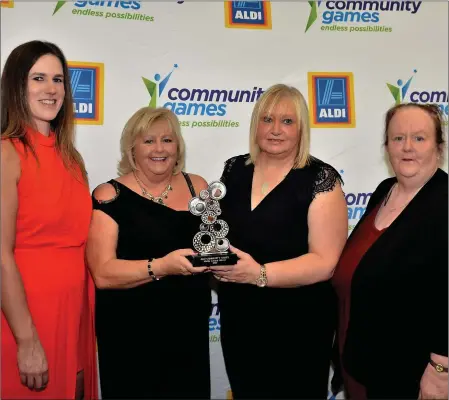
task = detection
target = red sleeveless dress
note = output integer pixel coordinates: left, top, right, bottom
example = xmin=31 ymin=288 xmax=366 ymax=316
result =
xmin=1 ymin=127 xmax=98 ymax=399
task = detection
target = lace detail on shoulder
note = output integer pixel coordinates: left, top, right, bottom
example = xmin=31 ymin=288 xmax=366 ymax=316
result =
xmin=219 ymin=156 xmax=239 ymax=184
xmin=93 ymin=180 xmax=121 ymax=204
xmin=312 ymin=163 xmax=343 ymax=200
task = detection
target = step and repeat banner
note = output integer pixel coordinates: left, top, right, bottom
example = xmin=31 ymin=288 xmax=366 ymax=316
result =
xmin=2 ymin=1 xmax=448 ymax=399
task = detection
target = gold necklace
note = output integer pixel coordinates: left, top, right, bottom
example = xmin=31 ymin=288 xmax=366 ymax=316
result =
xmin=133 ymin=171 xmax=172 ymax=205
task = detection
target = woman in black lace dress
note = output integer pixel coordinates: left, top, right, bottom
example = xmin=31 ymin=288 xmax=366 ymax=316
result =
xmin=86 ymin=107 xmax=211 ymax=399
xmin=210 ymin=84 xmax=348 ymax=399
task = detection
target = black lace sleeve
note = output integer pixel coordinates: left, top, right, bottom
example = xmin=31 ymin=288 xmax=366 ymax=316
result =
xmin=312 ymin=163 xmax=344 ymax=200
xmin=219 ymin=156 xmax=238 ymax=185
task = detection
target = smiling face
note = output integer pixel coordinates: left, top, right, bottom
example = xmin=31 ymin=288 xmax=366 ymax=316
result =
xmin=133 ymin=118 xmax=178 ymax=178
xmin=27 ymin=54 xmax=65 ymax=133
xmin=256 ymin=97 xmax=300 ymax=159
xmin=386 ymin=106 xmax=440 ymax=181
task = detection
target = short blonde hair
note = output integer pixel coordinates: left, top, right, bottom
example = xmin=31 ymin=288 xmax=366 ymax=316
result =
xmin=118 ymin=107 xmax=186 ymax=176
xmin=247 ymin=84 xmax=311 ymax=169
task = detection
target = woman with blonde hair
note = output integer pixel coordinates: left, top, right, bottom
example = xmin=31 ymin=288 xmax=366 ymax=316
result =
xmin=87 ymin=106 xmax=211 ymax=398
xmin=211 ymin=84 xmax=348 ymax=398
xmin=1 ymin=40 xmax=97 ymax=399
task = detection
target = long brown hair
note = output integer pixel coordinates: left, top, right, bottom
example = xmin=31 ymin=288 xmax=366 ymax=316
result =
xmin=1 ymin=40 xmax=88 ymax=184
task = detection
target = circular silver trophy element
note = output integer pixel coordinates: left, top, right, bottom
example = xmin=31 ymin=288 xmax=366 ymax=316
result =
xmin=206 ymin=199 xmax=220 ymax=212
xmin=199 ymin=189 xmax=210 ymax=200
xmin=215 ymin=237 xmax=230 ymax=252
xmin=188 ymin=198 xmax=207 ymax=216
xmin=208 ymin=181 xmax=226 ymax=200
xmin=201 ymin=210 xmax=217 ymax=225
xmin=209 ymin=220 xmax=229 ymax=239
xmin=193 ymin=231 xmax=215 ymax=253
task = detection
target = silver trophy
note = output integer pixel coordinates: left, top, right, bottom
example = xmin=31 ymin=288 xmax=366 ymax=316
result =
xmin=186 ymin=181 xmax=238 ymax=267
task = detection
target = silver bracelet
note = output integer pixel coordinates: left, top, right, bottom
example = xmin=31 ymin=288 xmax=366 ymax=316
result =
xmin=147 ymin=259 xmax=159 ymax=281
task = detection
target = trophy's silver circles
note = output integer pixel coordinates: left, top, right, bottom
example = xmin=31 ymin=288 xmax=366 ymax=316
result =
xmin=199 ymin=189 xmax=210 ymax=200
xmin=206 ymin=199 xmax=220 ymax=211
xmin=209 ymin=219 xmax=229 ymax=239
xmin=208 ymin=181 xmax=226 ymax=200
xmin=201 ymin=210 xmax=217 ymax=225
xmin=193 ymin=231 xmax=216 ymax=253
xmin=215 ymin=237 xmax=230 ymax=252
xmin=188 ymin=198 xmax=207 ymax=216
xmin=189 ymin=180 xmax=233 ymax=263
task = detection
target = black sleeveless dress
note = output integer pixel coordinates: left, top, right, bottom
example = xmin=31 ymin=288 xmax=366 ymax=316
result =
xmin=217 ymin=154 xmax=341 ymax=399
xmin=92 ymin=173 xmax=211 ymax=399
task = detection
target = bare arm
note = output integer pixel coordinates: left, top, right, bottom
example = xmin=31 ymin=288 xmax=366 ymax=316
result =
xmin=212 ymin=182 xmax=348 ymax=288
xmin=265 ymin=182 xmax=348 ymax=287
xmin=86 ymin=184 xmax=162 ymax=289
xmin=188 ymin=173 xmax=209 ymax=192
xmin=87 ymin=182 xmax=206 ymax=289
xmin=1 ymin=141 xmax=38 ymax=343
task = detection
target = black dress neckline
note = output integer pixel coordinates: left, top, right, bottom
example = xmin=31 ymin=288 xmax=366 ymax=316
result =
xmin=111 ymin=179 xmax=191 ymax=213
xmin=248 ymin=163 xmax=294 ymax=212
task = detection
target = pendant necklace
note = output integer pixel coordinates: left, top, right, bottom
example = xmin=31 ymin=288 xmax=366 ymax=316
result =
xmin=259 ymin=166 xmax=291 ymax=196
xmin=383 ymin=169 xmax=436 ymax=212
xmin=261 ymin=181 xmax=270 ymax=196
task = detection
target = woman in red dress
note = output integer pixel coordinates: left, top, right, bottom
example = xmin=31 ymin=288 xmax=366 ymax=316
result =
xmin=1 ymin=41 xmax=97 ymax=399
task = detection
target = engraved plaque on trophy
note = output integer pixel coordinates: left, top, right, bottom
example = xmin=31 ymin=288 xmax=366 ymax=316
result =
xmin=186 ymin=181 xmax=238 ymax=267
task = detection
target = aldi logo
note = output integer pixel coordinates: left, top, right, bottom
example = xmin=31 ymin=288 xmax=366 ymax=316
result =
xmin=68 ymin=62 xmax=104 ymax=125
xmin=224 ymin=1 xmax=272 ymax=30
xmin=308 ymin=72 xmax=356 ymax=128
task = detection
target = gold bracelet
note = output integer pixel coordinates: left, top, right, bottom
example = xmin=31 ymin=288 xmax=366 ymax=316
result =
xmin=429 ymin=359 xmax=448 ymax=373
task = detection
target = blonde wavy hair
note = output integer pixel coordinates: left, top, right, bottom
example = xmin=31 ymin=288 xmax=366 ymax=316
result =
xmin=247 ymin=83 xmax=311 ymax=169
xmin=117 ymin=107 xmax=185 ymax=176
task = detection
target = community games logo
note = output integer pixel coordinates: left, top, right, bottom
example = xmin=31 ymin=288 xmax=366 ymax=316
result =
xmin=68 ymin=62 xmax=104 ymax=125
xmin=386 ymin=69 xmax=448 ymax=121
xmin=209 ymin=302 xmax=220 ymax=342
xmin=305 ymin=0 xmax=422 ymax=33
xmin=346 ymin=190 xmax=372 ymax=231
xmin=52 ymin=0 xmax=154 ymax=22
xmin=142 ymin=64 xmax=264 ymax=128
xmin=308 ymin=72 xmax=356 ymax=128
xmin=224 ymin=1 xmax=272 ymax=30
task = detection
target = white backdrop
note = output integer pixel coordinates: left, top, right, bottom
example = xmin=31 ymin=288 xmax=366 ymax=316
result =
xmin=2 ymin=1 xmax=448 ymax=399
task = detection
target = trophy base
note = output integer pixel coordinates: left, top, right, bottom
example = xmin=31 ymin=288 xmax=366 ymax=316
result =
xmin=186 ymin=251 xmax=238 ymax=267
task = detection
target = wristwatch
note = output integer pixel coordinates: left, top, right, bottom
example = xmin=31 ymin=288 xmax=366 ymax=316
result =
xmin=255 ymin=264 xmax=268 ymax=287
xmin=429 ymin=359 xmax=448 ymax=373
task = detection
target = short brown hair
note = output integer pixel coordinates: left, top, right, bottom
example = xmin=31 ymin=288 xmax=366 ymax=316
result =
xmin=384 ymin=103 xmax=446 ymax=158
